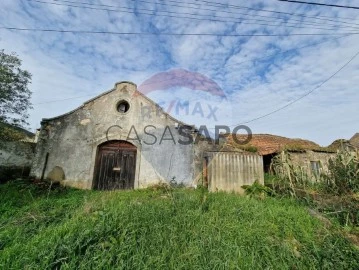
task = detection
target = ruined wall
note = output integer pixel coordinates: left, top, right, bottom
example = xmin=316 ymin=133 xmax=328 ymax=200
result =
xmin=0 ymin=141 xmax=36 ymax=181
xmin=206 ymin=152 xmax=264 ymax=193
xmin=288 ymin=150 xmax=336 ymax=177
xmin=31 ymin=82 xmax=196 ymax=189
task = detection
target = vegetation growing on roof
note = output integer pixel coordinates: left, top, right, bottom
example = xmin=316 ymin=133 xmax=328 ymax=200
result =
xmin=236 ymin=144 xmax=258 ymax=153
xmin=223 ymin=133 xmax=339 ymax=154
xmin=224 ymin=133 xmax=325 ymax=155
xmin=284 ymin=144 xmax=336 ymax=153
xmin=0 ymin=122 xmax=34 ymax=142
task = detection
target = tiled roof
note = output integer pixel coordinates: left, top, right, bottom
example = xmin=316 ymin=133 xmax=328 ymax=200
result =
xmin=224 ymin=134 xmax=321 ymax=155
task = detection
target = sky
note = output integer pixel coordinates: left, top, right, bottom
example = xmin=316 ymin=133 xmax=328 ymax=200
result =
xmin=0 ymin=0 xmax=358 ymax=146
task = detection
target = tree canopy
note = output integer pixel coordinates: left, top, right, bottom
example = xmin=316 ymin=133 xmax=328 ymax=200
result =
xmin=0 ymin=49 xmax=32 ymax=141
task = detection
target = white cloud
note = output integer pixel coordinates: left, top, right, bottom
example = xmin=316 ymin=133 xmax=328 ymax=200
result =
xmin=0 ymin=0 xmax=358 ymax=145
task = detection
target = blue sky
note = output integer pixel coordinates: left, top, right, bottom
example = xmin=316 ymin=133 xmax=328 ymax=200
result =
xmin=1 ymin=0 xmax=358 ymax=145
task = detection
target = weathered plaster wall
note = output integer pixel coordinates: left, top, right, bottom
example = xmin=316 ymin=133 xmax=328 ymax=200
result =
xmin=288 ymin=150 xmax=336 ymax=177
xmin=0 ymin=141 xmax=35 ymax=167
xmin=0 ymin=141 xmax=36 ymax=180
xmin=31 ymin=82 xmax=196 ymax=189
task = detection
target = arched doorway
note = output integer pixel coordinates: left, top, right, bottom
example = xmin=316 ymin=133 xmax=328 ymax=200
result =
xmin=93 ymin=140 xmax=137 ymax=190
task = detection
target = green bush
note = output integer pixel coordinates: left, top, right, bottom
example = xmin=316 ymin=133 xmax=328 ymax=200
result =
xmin=323 ymin=150 xmax=359 ymax=195
xmin=270 ymin=151 xmax=312 ymax=197
xmin=242 ymin=180 xmax=273 ymax=199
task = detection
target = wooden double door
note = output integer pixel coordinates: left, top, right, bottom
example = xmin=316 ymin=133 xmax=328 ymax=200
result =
xmin=93 ymin=141 xmax=137 ymax=190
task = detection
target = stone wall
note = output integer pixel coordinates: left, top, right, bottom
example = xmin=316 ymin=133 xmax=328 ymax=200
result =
xmin=31 ymin=82 xmax=197 ymax=189
xmin=288 ymin=150 xmax=336 ymax=178
xmin=0 ymin=141 xmax=36 ymax=182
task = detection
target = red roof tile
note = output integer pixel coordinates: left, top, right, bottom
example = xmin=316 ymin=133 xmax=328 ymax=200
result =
xmin=225 ymin=134 xmax=321 ymax=155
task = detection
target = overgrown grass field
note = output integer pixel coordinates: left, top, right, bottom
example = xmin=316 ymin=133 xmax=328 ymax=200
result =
xmin=0 ymin=180 xmax=358 ymax=269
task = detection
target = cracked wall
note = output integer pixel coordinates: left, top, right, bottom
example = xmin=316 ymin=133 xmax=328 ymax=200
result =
xmin=31 ymin=82 xmax=198 ymax=189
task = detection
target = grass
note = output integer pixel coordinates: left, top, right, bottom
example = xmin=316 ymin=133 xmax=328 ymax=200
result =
xmin=0 ymin=180 xmax=358 ymax=269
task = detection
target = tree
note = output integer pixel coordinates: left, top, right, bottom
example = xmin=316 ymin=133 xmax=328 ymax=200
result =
xmin=0 ymin=50 xmax=32 ymax=140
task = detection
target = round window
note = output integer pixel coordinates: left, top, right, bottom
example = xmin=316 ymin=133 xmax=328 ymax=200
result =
xmin=116 ymin=100 xmax=130 ymax=113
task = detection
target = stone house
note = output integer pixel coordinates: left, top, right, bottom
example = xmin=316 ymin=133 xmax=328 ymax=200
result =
xmin=30 ymin=81 xmax=265 ymax=192
xmin=281 ymin=150 xmax=336 ymax=178
xmin=31 ymin=82 xmax=200 ymax=189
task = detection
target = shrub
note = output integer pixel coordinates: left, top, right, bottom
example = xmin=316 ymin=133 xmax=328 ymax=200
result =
xmin=270 ymin=151 xmax=312 ymax=197
xmin=242 ymin=180 xmax=273 ymax=199
xmin=322 ymin=150 xmax=359 ymax=195
xmin=242 ymin=145 xmax=258 ymax=153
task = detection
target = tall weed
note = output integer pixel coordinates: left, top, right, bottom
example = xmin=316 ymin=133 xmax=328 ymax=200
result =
xmin=323 ymin=150 xmax=359 ymax=195
xmin=270 ymin=151 xmax=311 ymax=197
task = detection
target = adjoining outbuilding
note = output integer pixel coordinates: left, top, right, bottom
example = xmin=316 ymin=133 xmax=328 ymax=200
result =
xmin=0 ymin=123 xmax=36 ymax=182
xmin=223 ymin=133 xmax=338 ymax=178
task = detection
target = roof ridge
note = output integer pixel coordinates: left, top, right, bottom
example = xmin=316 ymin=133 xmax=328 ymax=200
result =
xmin=41 ymin=81 xmax=194 ymax=129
